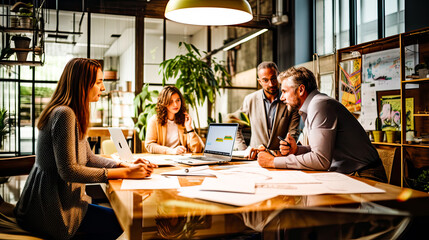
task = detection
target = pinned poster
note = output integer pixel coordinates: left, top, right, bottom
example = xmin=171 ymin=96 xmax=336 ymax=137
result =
xmin=339 ymin=59 xmax=362 ymax=113
xmin=360 ymin=83 xmax=378 ymax=130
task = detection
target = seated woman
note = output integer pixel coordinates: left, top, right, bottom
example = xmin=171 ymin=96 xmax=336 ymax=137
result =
xmin=145 ymin=86 xmax=204 ymax=154
xmin=14 ymin=58 xmax=156 ymax=240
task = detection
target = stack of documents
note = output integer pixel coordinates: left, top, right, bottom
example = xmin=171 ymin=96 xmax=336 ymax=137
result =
xmin=255 ymin=172 xmax=386 ymax=195
xmin=120 ymin=165 xmax=385 ymax=206
xmin=178 ymin=186 xmax=278 ymax=206
xmin=178 ymin=171 xmax=385 ymax=206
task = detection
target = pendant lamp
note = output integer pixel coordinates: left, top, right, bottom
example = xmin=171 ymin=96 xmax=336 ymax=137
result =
xmin=165 ymin=0 xmax=253 ymax=26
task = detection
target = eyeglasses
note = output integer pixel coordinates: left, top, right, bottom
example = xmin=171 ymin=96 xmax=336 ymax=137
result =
xmin=258 ymin=77 xmax=278 ymax=84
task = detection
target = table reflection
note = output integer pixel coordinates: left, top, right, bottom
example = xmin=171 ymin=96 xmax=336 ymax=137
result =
xmin=106 ymin=168 xmax=428 ymax=240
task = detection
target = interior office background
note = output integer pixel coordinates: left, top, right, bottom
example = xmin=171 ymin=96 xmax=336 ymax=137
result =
xmin=0 ymin=0 xmax=428 ymax=156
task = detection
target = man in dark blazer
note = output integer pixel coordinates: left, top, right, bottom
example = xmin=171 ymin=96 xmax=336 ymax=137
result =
xmin=234 ymin=61 xmax=300 ymax=158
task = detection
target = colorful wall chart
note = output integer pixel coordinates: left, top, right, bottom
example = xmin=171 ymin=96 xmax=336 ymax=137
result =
xmin=339 ymin=59 xmax=361 ymax=112
xmin=362 ymin=46 xmax=418 ymax=90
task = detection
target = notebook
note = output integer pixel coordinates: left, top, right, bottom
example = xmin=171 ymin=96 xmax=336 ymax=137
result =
xmin=175 ymin=123 xmax=239 ymax=166
xmin=108 ymin=128 xmax=174 ymax=166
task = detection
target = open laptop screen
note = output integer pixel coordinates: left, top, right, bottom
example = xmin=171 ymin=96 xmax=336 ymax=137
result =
xmin=203 ymin=123 xmax=238 ymax=157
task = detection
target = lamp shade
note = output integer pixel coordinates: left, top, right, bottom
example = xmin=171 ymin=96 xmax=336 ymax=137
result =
xmin=165 ymin=0 xmax=253 ymax=26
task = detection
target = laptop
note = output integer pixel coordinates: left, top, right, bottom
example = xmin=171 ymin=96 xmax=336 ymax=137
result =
xmin=175 ymin=123 xmax=239 ymax=166
xmin=108 ymin=128 xmax=174 ymax=166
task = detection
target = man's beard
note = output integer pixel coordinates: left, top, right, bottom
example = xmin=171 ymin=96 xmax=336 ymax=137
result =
xmin=265 ymin=87 xmax=278 ymax=96
xmin=284 ymin=98 xmax=301 ymax=110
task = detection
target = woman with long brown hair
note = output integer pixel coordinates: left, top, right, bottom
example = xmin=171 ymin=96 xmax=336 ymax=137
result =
xmin=14 ymin=58 xmax=156 ymax=240
xmin=145 ymin=86 xmax=204 ymax=154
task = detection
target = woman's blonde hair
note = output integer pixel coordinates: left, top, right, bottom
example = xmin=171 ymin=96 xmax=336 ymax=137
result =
xmin=37 ymin=58 xmax=101 ymax=139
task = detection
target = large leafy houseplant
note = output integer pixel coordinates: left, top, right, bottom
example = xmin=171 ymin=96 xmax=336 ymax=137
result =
xmin=0 ymin=108 xmax=9 ymax=149
xmin=134 ymin=83 xmax=159 ymax=141
xmin=159 ymin=42 xmax=231 ymax=132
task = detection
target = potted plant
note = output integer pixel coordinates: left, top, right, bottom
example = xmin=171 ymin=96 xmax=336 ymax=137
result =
xmin=10 ymin=15 xmax=19 ymax=28
xmin=18 ymin=4 xmax=33 ymax=29
xmin=0 ymin=108 xmax=9 ymax=150
xmin=12 ymin=34 xmax=31 ymax=61
xmin=159 ymin=42 xmax=231 ymax=132
xmin=104 ymin=68 xmax=118 ymax=80
xmin=10 ymin=2 xmax=32 ymax=28
xmin=372 ymin=116 xmax=384 ymax=142
xmin=133 ymin=83 xmax=159 ymax=141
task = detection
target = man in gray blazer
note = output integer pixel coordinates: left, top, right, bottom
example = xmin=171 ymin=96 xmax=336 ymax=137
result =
xmin=234 ymin=62 xmax=300 ymax=158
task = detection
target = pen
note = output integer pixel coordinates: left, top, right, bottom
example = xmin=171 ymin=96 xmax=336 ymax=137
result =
xmin=277 ymin=135 xmax=291 ymax=147
xmin=184 ymin=165 xmax=210 ymax=173
xmin=261 ymin=144 xmax=276 ymax=157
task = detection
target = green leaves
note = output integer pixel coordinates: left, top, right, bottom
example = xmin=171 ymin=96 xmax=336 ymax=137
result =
xmin=416 ymin=169 xmax=429 ymax=192
xmin=0 ymin=109 xmax=9 ymax=140
xmin=133 ymin=84 xmax=158 ymax=141
xmin=240 ymin=112 xmax=251 ymax=126
xmin=159 ymin=42 xmax=231 ymax=130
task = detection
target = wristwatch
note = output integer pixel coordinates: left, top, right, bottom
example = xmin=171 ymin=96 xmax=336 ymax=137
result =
xmin=186 ymin=129 xmax=195 ymax=134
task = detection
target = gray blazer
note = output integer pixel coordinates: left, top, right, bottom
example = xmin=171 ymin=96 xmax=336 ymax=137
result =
xmin=235 ymin=89 xmax=300 ymax=150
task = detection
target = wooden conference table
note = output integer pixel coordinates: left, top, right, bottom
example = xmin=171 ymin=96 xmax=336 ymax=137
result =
xmin=105 ymin=155 xmax=429 ymax=239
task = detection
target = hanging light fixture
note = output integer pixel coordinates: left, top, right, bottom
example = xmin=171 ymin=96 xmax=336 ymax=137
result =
xmin=165 ymin=0 xmax=253 ymax=26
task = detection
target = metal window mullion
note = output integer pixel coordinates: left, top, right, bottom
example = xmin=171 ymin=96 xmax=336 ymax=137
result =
xmin=87 ymin=11 xmax=91 ymax=58
xmin=31 ymin=67 xmax=35 ymax=154
xmin=313 ymin=0 xmax=316 ymax=54
xmin=378 ymin=0 xmax=385 ymax=39
xmin=349 ymin=0 xmax=357 ymax=46
xmin=17 ymin=66 xmax=21 ymax=155
xmin=397 ymin=0 xmax=400 ymax=33
xmin=163 ymin=18 xmax=166 ymax=62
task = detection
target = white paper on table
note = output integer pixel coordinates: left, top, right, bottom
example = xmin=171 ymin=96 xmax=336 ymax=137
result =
xmin=256 ymin=183 xmax=327 ymax=195
xmin=161 ymin=168 xmax=217 ymax=177
xmin=200 ymin=176 xmax=256 ymax=194
xmin=110 ymin=153 xmax=177 ymax=166
xmin=178 ymin=186 xmax=277 ymax=206
xmin=134 ymin=154 xmax=182 ymax=166
xmin=256 ymin=171 xmax=322 ymax=185
xmin=121 ymin=174 xmax=180 ymax=190
xmin=214 ymin=166 xmax=272 ymax=181
xmin=232 ymin=146 xmax=253 ymax=157
xmin=232 ymin=150 xmax=247 ymax=157
xmin=310 ymin=172 xmax=386 ymax=194
xmin=238 ymin=161 xmax=262 ymax=167
xmin=256 ymin=172 xmax=385 ymax=195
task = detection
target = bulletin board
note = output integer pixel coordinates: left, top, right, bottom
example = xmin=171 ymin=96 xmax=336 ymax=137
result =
xmin=341 ymin=47 xmax=418 ymax=131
